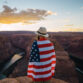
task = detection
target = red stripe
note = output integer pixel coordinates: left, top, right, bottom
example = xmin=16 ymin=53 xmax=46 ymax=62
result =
xmin=27 ymin=70 xmax=51 ymax=75
xmin=51 ymin=67 xmax=55 ymax=70
xmin=38 ymin=43 xmax=53 ymax=48
xmin=52 ymin=73 xmax=55 ymax=76
xmin=40 ymin=55 xmax=56 ymax=62
xmin=27 ymin=75 xmax=52 ymax=81
xmin=28 ymin=63 xmax=51 ymax=69
xmin=52 ymin=60 xmax=56 ymax=63
xmin=40 ymin=49 xmax=55 ymax=55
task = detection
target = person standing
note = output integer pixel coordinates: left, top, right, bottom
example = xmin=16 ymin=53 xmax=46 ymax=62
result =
xmin=27 ymin=27 xmax=56 ymax=83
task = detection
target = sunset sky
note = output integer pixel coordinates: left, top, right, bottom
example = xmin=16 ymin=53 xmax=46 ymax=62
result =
xmin=0 ymin=0 xmax=83 ymax=32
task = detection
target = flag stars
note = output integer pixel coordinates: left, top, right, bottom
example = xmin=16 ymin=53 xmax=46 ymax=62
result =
xmin=36 ymin=54 xmax=38 ymax=56
xmin=36 ymin=59 xmax=38 ymax=61
xmin=32 ymin=47 xmax=33 ymax=49
xmin=32 ymin=59 xmax=34 ymax=61
xmin=34 ymin=45 xmax=36 ymax=47
xmin=33 ymin=52 xmax=35 ymax=54
xmin=29 ymin=40 xmax=40 ymax=62
xmin=35 ymin=49 xmax=37 ymax=51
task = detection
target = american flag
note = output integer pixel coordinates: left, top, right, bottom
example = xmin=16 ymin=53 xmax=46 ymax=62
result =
xmin=27 ymin=38 xmax=56 ymax=81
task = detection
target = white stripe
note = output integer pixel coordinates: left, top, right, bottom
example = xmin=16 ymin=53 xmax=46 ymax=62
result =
xmin=29 ymin=58 xmax=56 ymax=66
xmin=28 ymin=58 xmax=55 ymax=67
xmin=39 ymin=46 xmax=54 ymax=52
xmin=52 ymin=57 xmax=56 ymax=61
xmin=51 ymin=70 xmax=55 ymax=73
xmin=37 ymin=40 xmax=51 ymax=45
xmin=51 ymin=58 xmax=56 ymax=61
xmin=51 ymin=64 xmax=56 ymax=67
xmin=40 ymin=52 xmax=55 ymax=59
xmin=28 ymin=72 xmax=52 ymax=78
xmin=28 ymin=66 xmax=51 ymax=72
xmin=28 ymin=60 xmax=52 ymax=66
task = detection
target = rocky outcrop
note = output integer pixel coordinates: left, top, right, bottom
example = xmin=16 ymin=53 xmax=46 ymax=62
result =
xmin=0 ymin=77 xmax=68 ymax=83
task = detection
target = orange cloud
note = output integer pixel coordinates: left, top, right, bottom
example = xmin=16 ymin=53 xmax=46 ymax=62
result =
xmin=63 ymin=28 xmax=83 ymax=32
xmin=47 ymin=11 xmax=57 ymax=16
xmin=0 ymin=5 xmax=55 ymax=24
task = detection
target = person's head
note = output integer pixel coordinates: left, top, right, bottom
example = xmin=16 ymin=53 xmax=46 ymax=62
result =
xmin=35 ymin=27 xmax=49 ymax=40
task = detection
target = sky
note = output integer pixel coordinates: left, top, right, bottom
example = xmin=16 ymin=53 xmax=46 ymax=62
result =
xmin=0 ymin=0 xmax=83 ymax=32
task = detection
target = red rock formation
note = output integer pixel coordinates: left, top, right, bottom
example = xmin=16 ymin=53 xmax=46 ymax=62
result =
xmin=0 ymin=35 xmax=15 ymax=66
xmin=54 ymin=35 xmax=83 ymax=59
xmin=0 ymin=77 xmax=68 ymax=83
xmin=0 ymin=32 xmax=80 ymax=83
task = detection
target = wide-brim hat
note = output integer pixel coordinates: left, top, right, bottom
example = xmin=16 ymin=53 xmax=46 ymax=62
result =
xmin=34 ymin=27 xmax=49 ymax=37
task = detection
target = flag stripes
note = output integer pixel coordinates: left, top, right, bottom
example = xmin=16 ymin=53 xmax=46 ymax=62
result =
xmin=28 ymin=70 xmax=51 ymax=75
xmin=28 ymin=66 xmax=51 ymax=72
xmin=28 ymin=72 xmax=52 ymax=78
xmin=27 ymin=38 xmax=56 ymax=81
xmin=27 ymin=75 xmax=52 ymax=81
xmin=39 ymin=46 xmax=54 ymax=52
xmin=40 ymin=52 xmax=55 ymax=59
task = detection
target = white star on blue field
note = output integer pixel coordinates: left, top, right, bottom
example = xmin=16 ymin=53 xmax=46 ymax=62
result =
xmin=29 ymin=40 xmax=40 ymax=62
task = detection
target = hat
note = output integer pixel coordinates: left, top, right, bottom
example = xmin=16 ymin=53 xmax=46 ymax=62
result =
xmin=35 ymin=27 xmax=49 ymax=37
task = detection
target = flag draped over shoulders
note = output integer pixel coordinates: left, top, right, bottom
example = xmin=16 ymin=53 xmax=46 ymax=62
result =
xmin=27 ymin=38 xmax=56 ymax=81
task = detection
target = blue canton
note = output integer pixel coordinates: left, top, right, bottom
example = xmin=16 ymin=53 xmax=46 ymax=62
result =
xmin=29 ymin=40 xmax=40 ymax=62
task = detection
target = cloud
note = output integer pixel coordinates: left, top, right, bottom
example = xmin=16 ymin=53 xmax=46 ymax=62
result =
xmin=0 ymin=5 xmax=56 ymax=24
xmin=63 ymin=28 xmax=83 ymax=32
xmin=47 ymin=11 xmax=57 ymax=16
xmin=64 ymin=24 xmax=74 ymax=27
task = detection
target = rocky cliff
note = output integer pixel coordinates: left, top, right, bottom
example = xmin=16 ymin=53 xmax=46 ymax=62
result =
xmin=0 ymin=77 xmax=68 ymax=83
xmin=0 ymin=32 xmax=80 ymax=83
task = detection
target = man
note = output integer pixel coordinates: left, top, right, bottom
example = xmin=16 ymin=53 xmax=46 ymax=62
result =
xmin=27 ymin=27 xmax=56 ymax=83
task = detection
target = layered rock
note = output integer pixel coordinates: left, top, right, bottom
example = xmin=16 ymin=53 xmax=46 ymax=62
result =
xmin=0 ymin=77 xmax=68 ymax=83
